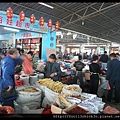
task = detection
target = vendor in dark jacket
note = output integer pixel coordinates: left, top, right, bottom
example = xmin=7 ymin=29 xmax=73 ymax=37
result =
xmin=73 ymin=56 xmax=85 ymax=91
xmin=41 ymin=54 xmax=61 ymax=81
xmin=106 ymin=53 xmax=120 ymax=104
xmin=89 ymin=55 xmax=101 ymax=95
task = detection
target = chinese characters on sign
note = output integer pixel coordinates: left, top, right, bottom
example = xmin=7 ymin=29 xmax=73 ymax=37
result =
xmin=50 ymin=36 xmax=54 ymax=41
xmin=0 ymin=12 xmax=48 ymax=33
xmin=20 ymin=32 xmax=32 ymax=38
xmin=0 ymin=16 xmax=3 ymax=24
xmin=25 ymin=22 xmax=30 ymax=29
xmin=16 ymin=20 xmax=22 ymax=27
xmin=6 ymin=19 xmax=13 ymax=26
xmin=50 ymin=43 xmax=54 ymax=47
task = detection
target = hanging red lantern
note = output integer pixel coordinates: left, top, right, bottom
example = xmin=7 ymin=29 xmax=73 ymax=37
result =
xmin=39 ymin=17 xmax=44 ymax=26
xmin=48 ymin=19 xmax=52 ymax=28
xmin=30 ymin=14 xmax=35 ymax=25
xmin=55 ymin=21 xmax=60 ymax=31
xmin=6 ymin=7 xmax=13 ymax=21
xmin=19 ymin=11 xmax=25 ymax=22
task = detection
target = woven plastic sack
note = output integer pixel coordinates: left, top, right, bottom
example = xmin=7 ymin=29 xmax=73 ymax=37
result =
xmin=22 ymin=105 xmax=44 ymax=114
xmin=42 ymin=97 xmax=52 ymax=108
xmin=62 ymin=84 xmax=82 ymax=96
xmin=22 ymin=57 xmax=33 ymax=75
xmin=16 ymin=86 xmax=42 ymax=104
xmin=35 ymin=81 xmax=46 ymax=95
xmin=44 ymin=87 xmax=58 ymax=104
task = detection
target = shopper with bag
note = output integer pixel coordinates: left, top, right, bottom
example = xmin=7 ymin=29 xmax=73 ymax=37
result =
xmin=89 ymin=55 xmax=101 ymax=95
xmin=0 ymin=48 xmax=23 ymax=109
xmin=106 ymin=53 xmax=120 ymax=104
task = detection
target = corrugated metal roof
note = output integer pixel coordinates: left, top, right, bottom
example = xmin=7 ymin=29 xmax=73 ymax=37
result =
xmin=0 ymin=2 xmax=120 ymax=43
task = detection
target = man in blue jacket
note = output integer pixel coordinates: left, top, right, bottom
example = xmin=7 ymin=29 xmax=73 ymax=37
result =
xmin=106 ymin=53 xmax=120 ymax=104
xmin=0 ymin=48 xmax=23 ymax=108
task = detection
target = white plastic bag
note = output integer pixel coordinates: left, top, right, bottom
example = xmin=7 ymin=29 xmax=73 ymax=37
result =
xmin=42 ymin=97 xmax=52 ymax=108
xmin=21 ymin=101 xmax=41 ymax=110
xmin=22 ymin=105 xmax=44 ymax=114
xmin=16 ymin=86 xmax=42 ymax=104
xmin=35 ymin=81 xmax=46 ymax=94
xmin=44 ymin=87 xmax=58 ymax=104
xmin=14 ymin=101 xmax=23 ymax=114
xmin=62 ymin=84 xmax=82 ymax=96
xmin=78 ymin=101 xmax=98 ymax=114
xmin=80 ymin=92 xmax=97 ymax=100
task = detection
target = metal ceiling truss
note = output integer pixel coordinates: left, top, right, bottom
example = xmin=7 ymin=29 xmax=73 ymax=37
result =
xmin=12 ymin=2 xmax=65 ymax=22
xmin=60 ymin=3 xmax=120 ymax=28
xmin=53 ymin=2 xmax=119 ymax=43
xmin=0 ymin=2 xmax=119 ymax=43
xmin=56 ymin=3 xmax=120 ymax=43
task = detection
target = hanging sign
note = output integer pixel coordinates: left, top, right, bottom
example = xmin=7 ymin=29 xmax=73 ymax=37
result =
xmin=0 ymin=11 xmax=48 ymax=33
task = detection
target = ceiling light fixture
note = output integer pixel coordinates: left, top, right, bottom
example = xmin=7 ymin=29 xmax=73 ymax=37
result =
xmin=4 ymin=27 xmax=20 ymax=32
xmin=67 ymin=31 xmax=71 ymax=35
xmin=82 ymin=21 xmax=84 ymax=25
xmin=38 ymin=2 xmax=54 ymax=9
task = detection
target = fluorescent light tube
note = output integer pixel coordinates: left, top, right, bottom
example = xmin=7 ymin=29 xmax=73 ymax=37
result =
xmin=38 ymin=2 xmax=54 ymax=9
xmin=4 ymin=27 xmax=20 ymax=32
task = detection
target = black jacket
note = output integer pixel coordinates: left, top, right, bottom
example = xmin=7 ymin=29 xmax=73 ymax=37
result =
xmin=100 ymin=54 xmax=108 ymax=63
xmin=89 ymin=63 xmax=101 ymax=80
xmin=44 ymin=61 xmax=61 ymax=81
xmin=106 ymin=59 xmax=120 ymax=82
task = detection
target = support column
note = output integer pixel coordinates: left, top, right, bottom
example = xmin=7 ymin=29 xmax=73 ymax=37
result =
xmin=80 ymin=44 xmax=85 ymax=57
xmin=105 ymin=44 xmax=110 ymax=55
xmin=97 ymin=45 xmax=100 ymax=55
xmin=9 ymin=33 xmax=16 ymax=48
xmin=117 ymin=44 xmax=120 ymax=53
xmin=61 ymin=44 xmax=67 ymax=53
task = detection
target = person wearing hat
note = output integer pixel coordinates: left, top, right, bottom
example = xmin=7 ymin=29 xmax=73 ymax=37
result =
xmin=40 ymin=54 xmax=61 ymax=81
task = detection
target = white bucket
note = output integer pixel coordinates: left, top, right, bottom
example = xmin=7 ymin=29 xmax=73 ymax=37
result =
xmin=29 ymin=73 xmax=38 ymax=85
xmin=20 ymin=74 xmax=29 ymax=86
xmin=38 ymin=73 xmax=44 ymax=79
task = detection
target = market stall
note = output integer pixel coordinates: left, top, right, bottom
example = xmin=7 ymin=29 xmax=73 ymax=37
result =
xmin=0 ymin=8 xmax=59 ymax=61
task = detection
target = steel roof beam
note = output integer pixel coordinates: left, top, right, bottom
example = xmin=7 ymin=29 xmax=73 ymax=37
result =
xmin=54 ymin=3 xmax=115 ymax=42
xmin=53 ymin=3 xmax=97 ymax=22
xmin=11 ymin=2 xmax=67 ymax=24
xmin=61 ymin=3 xmax=120 ymax=28
xmin=90 ymin=5 xmax=120 ymax=28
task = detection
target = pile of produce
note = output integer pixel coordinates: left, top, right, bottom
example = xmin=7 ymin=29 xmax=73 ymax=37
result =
xmin=37 ymin=78 xmax=53 ymax=86
xmin=15 ymin=80 xmax=23 ymax=87
xmin=103 ymin=106 xmax=120 ymax=114
xmin=62 ymin=84 xmax=82 ymax=97
xmin=37 ymin=78 xmax=66 ymax=93
xmin=65 ymin=106 xmax=89 ymax=114
xmin=19 ymin=87 xmax=39 ymax=92
xmin=65 ymin=86 xmax=78 ymax=91
xmin=57 ymin=94 xmax=72 ymax=107
xmin=0 ymin=106 xmax=14 ymax=114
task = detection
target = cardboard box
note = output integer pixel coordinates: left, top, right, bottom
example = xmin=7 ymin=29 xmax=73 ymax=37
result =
xmin=51 ymin=102 xmax=63 ymax=114
xmin=63 ymin=104 xmax=90 ymax=114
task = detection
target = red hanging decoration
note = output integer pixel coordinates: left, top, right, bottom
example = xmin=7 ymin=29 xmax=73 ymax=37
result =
xmin=6 ymin=7 xmax=13 ymax=21
xmin=30 ymin=14 xmax=35 ymax=25
xmin=55 ymin=21 xmax=60 ymax=30
xmin=19 ymin=11 xmax=25 ymax=22
xmin=39 ymin=17 xmax=44 ymax=26
xmin=48 ymin=19 xmax=52 ymax=28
